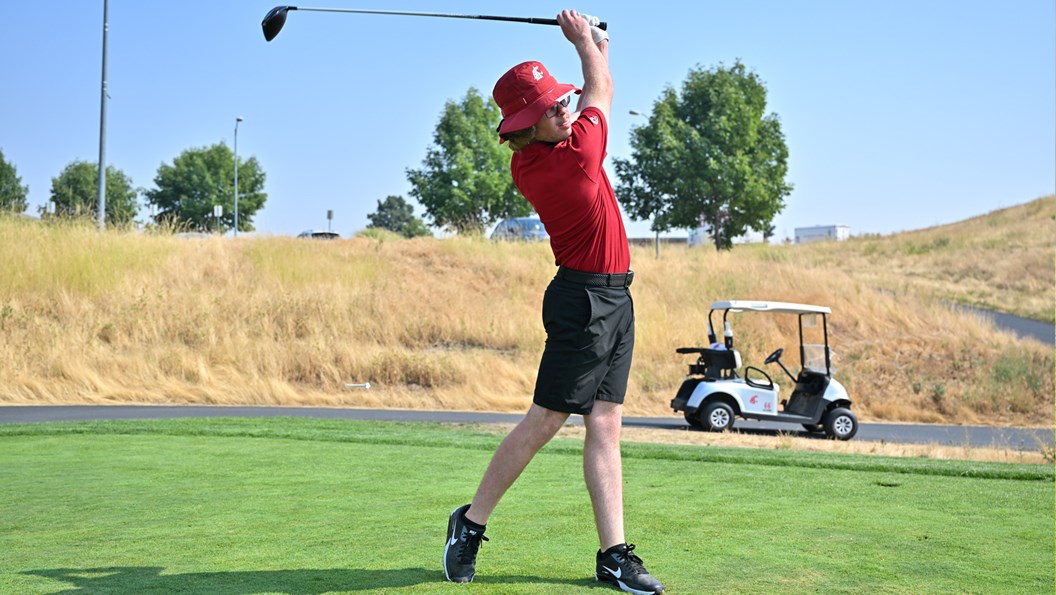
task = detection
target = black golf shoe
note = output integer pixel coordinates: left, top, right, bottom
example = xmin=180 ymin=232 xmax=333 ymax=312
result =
xmin=443 ymin=504 xmax=488 ymax=583
xmin=595 ymin=543 xmax=665 ymax=594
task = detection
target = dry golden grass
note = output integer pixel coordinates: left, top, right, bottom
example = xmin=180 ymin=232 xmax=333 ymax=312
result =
xmin=777 ymin=195 xmax=1055 ymax=323
xmin=0 ymin=199 xmax=1052 ymax=432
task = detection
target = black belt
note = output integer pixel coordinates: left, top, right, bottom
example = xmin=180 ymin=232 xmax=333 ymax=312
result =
xmin=556 ymin=266 xmax=634 ymax=288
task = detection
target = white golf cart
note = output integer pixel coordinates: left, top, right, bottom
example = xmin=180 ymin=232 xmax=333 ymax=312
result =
xmin=670 ymin=301 xmax=859 ymax=440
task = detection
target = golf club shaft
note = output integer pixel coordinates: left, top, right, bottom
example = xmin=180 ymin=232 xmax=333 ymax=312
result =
xmin=289 ymin=6 xmax=607 ymax=30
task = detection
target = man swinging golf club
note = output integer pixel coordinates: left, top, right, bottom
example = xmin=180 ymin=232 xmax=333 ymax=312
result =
xmin=444 ymin=9 xmax=664 ymax=594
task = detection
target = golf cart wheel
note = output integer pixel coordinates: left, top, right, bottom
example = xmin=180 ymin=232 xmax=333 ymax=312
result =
xmin=683 ymin=411 xmax=704 ymax=429
xmin=700 ymin=401 xmax=735 ymax=433
xmin=823 ymin=407 xmax=858 ymax=440
xmin=801 ymin=423 xmax=823 ymax=434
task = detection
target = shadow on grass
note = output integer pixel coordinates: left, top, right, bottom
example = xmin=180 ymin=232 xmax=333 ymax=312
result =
xmin=22 ymin=566 xmax=593 ymax=593
xmin=681 ymin=426 xmax=831 ymax=440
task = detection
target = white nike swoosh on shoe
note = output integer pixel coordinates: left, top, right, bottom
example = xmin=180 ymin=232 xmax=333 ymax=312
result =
xmin=443 ymin=540 xmax=452 ymax=581
xmin=602 ymin=564 xmax=622 ymax=579
xmin=449 ymin=536 xmax=457 ymax=546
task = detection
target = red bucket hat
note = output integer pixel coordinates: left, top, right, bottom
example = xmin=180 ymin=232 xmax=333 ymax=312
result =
xmin=493 ymin=61 xmax=580 ymax=136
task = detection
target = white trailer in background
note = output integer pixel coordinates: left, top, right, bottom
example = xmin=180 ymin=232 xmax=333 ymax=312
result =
xmin=795 ymin=224 xmax=850 ymax=244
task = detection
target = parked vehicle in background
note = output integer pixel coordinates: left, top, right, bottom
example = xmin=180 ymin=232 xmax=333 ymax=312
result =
xmin=490 ymin=217 xmax=549 ymax=241
xmin=670 ymin=300 xmax=859 ymax=440
xmin=297 ymin=230 xmax=340 ymax=240
xmin=795 ymin=224 xmax=850 ymax=244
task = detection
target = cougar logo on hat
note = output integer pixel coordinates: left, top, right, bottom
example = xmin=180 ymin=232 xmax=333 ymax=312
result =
xmin=493 ymin=61 xmax=581 ymax=136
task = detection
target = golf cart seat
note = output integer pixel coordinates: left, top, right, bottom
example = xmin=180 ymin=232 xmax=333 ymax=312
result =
xmin=784 ymin=369 xmax=831 ymax=417
xmin=677 ymin=347 xmax=742 ymax=380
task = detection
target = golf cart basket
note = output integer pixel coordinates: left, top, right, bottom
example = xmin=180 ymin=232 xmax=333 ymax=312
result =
xmin=684 ymin=348 xmax=741 ymax=380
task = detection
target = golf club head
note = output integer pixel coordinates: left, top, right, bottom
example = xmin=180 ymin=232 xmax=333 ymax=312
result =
xmin=262 ymin=6 xmax=295 ymax=42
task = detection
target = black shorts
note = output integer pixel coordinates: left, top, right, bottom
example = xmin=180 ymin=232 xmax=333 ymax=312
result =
xmin=533 ymin=275 xmax=635 ymax=415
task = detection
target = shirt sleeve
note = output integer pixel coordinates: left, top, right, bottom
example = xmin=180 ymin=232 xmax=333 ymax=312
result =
xmin=568 ymin=106 xmax=608 ymax=183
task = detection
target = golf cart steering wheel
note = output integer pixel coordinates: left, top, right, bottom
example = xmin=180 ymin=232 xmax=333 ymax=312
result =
xmin=764 ymin=348 xmax=784 ymax=364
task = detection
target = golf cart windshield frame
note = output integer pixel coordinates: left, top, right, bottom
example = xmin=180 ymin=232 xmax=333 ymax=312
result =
xmin=708 ymin=301 xmax=833 ymax=377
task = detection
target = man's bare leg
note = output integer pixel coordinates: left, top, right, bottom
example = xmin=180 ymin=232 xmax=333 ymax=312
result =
xmin=464 ymin=403 xmax=569 ymax=525
xmin=583 ymin=399 xmax=625 ymax=550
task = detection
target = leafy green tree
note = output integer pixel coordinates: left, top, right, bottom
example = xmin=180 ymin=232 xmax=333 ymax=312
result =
xmin=0 ymin=149 xmax=29 ymax=214
xmin=145 ymin=142 xmax=266 ymax=233
xmin=614 ymin=61 xmax=792 ymax=250
xmin=367 ymin=195 xmax=431 ymax=238
xmin=406 ymin=88 xmax=531 ymax=234
xmin=48 ymin=160 xmax=139 ymax=225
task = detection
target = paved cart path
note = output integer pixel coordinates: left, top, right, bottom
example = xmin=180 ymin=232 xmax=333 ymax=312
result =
xmin=1 ymin=405 xmax=1051 ymax=451
xmin=953 ymin=304 xmax=1054 ymax=345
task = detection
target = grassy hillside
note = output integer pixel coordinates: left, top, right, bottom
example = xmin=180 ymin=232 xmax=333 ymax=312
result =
xmin=0 ymin=197 xmax=1051 ymax=427
xmin=776 ymin=195 xmax=1055 ymax=323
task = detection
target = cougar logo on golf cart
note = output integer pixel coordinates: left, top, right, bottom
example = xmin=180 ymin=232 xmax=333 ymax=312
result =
xmin=532 ymin=65 xmax=544 ymax=80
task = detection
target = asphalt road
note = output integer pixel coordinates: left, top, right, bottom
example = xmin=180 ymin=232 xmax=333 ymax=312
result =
xmin=1 ymin=405 xmax=1051 ymax=451
xmin=954 ymin=304 xmax=1055 ymax=345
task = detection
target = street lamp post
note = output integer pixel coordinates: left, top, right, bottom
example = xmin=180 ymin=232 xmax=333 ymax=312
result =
xmin=96 ymin=0 xmax=109 ymax=231
xmin=234 ymin=116 xmax=243 ymax=236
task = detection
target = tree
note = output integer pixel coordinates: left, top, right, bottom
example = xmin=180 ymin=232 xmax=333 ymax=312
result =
xmin=367 ymin=195 xmax=431 ymax=238
xmin=0 ymin=149 xmax=29 ymax=214
xmin=614 ymin=61 xmax=792 ymax=250
xmin=48 ymin=160 xmax=139 ymax=225
xmin=406 ymin=88 xmax=531 ymax=234
xmin=145 ymin=142 xmax=266 ymax=233
xmin=761 ymin=222 xmax=777 ymax=243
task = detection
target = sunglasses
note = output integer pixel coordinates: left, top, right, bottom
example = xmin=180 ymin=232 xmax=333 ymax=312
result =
xmin=544 ymin=96 xmax=572 ymax=118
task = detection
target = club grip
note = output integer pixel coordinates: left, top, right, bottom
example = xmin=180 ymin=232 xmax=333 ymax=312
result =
xmin=526 ymin=17 xmax=608 ymax=30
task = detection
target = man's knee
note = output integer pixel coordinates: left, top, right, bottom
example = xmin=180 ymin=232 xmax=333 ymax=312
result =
xmin=517 ymin=404 xmax=569 ymax=445
xmin=585 ymin=400 xmax=622 ymax=437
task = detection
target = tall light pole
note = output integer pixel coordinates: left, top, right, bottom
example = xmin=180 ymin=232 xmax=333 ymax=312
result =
xmin=233 ymin=116 xmax=243 ymax=236
xmin=629 ymin=110 xmax=660 ymax=259
xmin=96 ymin=0 xmax=109 ymax=231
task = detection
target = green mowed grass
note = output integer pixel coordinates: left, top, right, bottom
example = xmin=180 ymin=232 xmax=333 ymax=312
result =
xmin=0 ymin=418 xmax=1051 ymax=594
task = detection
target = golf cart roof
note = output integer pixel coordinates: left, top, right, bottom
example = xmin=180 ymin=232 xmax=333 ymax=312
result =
xmin=711 ymin=301 xmax=831 ymax=315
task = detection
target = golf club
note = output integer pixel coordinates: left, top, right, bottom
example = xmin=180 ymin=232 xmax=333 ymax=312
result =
xmin=262 ymin=5 xmax=607 ymax=41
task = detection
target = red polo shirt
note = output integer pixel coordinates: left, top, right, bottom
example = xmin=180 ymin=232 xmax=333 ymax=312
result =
xmin=511 ymin=107 xmax=630 ymax=274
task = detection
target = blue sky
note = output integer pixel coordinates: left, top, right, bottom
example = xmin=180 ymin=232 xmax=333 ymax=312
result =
xmin=2 ymin=1 xmax=1053 ymax=240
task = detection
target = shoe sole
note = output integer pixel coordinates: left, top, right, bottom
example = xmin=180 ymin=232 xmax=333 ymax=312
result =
xmin=596 ymin=572 xmax=664 ymax=595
